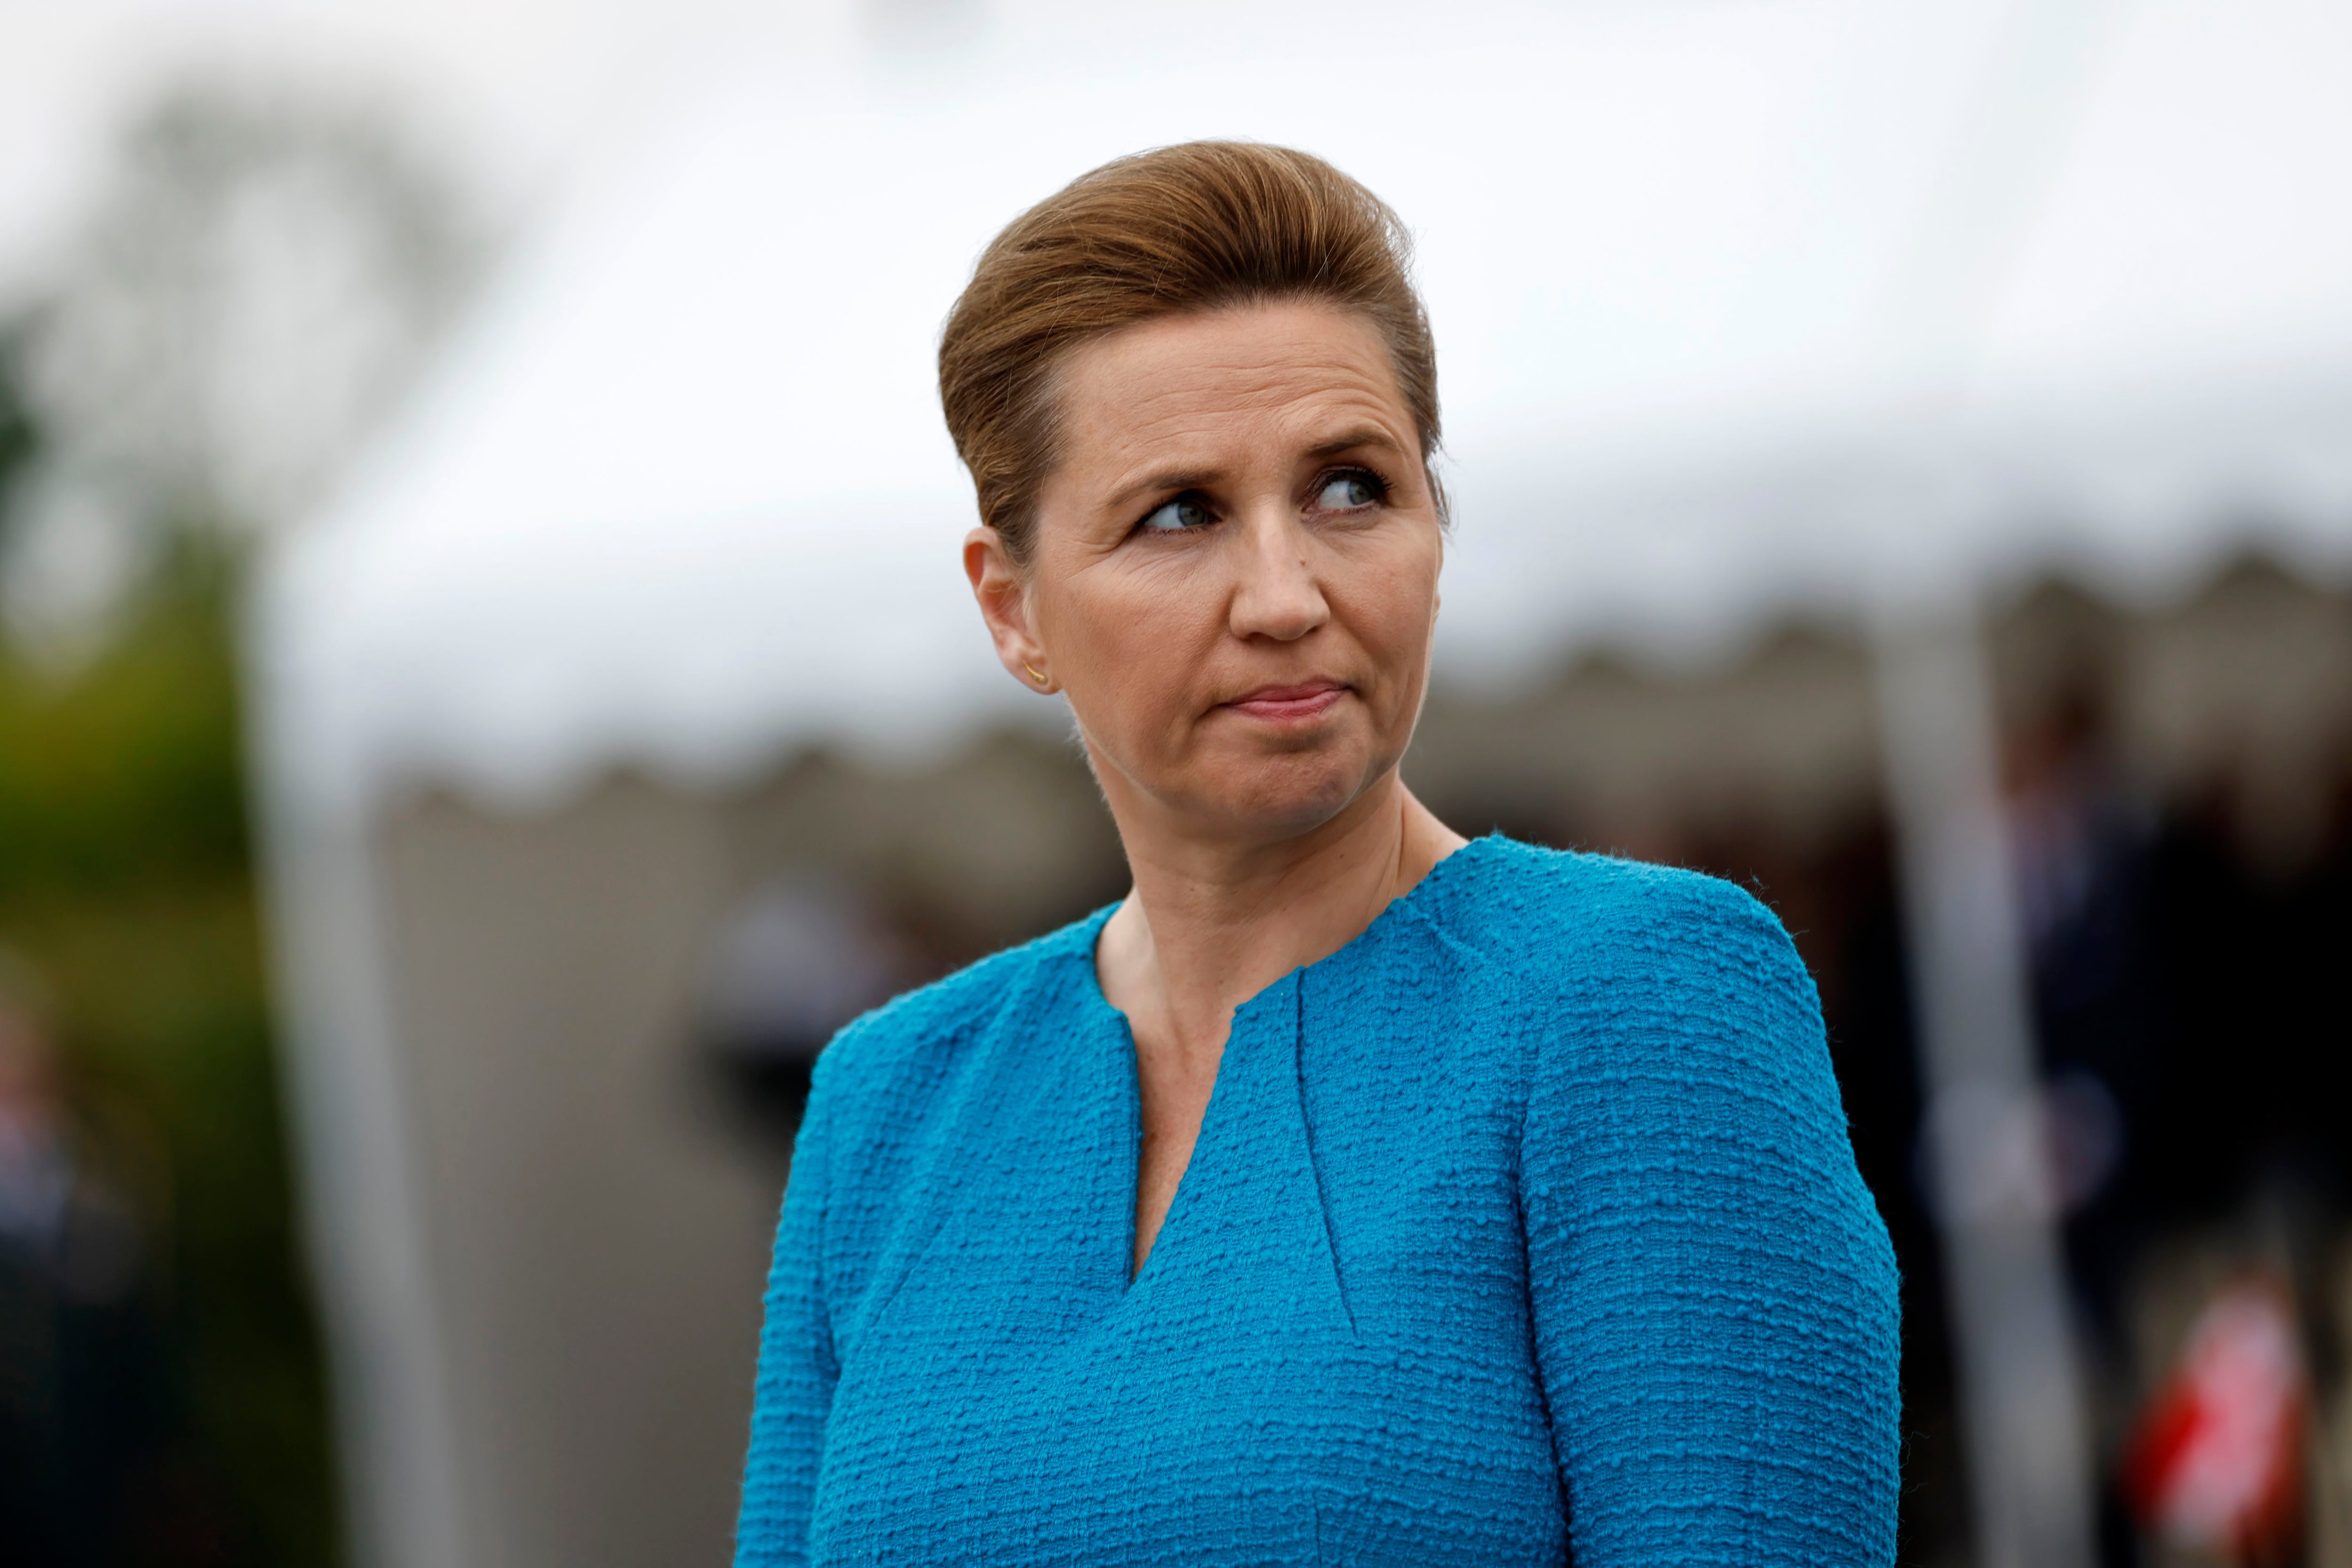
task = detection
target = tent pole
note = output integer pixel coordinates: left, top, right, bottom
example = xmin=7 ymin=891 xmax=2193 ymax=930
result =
xmin=253 ymin=796 xmax=472 ymax=1568
xmin=1872 ymin=602 xmax=2095 ymax=1568
xmin=246 ymin=596 xmax=471 ymax=1568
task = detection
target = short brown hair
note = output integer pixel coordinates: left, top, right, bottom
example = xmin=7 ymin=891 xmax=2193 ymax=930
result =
xmin=938 ymin=141 xmax=1441 ymax=562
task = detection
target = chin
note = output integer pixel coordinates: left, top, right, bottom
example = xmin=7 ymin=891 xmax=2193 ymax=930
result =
xmin=1194 ymin=748 xmax=1382 ymax=841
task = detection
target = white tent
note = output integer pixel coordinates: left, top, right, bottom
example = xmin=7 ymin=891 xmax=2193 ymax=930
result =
xmin=261 ymin=0 xmax=2352 ymax=814
xmin=251 ymin=3 xmax=2352 ymax=1565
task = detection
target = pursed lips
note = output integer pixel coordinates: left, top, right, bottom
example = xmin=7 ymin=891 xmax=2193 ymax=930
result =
xmin=1223 ymin=680 xmax=1349 ymax=722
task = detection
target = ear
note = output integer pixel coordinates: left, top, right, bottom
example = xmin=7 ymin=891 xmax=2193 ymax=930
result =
xmin=963 ymin=526 xmax=1054 ymax=692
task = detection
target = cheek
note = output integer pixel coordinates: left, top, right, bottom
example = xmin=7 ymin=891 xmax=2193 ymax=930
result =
xmin=1335 ymin=540 xmax=1441 ymax=689
xmin=1042 ymin=559 xmax=1220 ymax=717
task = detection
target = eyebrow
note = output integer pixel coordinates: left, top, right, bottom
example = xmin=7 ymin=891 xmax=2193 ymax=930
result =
xmin=1303 ymin=426 xmax=1408 ymax=462
xmin=1106 ymin=427 xmax=1410 ymax=514
xmin=1109 ymin=468 xmax=1221 ymax=513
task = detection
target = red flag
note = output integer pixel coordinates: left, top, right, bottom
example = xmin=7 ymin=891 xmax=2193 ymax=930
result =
xmin=2124 ymin=1277 xmax=2307 ymax=1566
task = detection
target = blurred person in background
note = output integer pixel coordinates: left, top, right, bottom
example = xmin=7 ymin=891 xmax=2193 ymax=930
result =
xmin=0 ymin=954 xmax=171 ymax=1566
xmin=733 ymin=143 xmax=1900 ymax=1567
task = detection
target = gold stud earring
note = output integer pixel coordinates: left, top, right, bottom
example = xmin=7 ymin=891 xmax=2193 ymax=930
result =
xmin=1024 ymin=664 xmax=1049 ymax=686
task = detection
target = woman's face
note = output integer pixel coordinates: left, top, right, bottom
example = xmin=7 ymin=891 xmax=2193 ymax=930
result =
xmin=965 ymin=300 xmax=1444 ymax=846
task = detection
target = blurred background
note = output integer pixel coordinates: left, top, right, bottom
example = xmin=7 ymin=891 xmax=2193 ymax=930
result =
xmin=1 ymin=1 xmax=2348 ymax=1566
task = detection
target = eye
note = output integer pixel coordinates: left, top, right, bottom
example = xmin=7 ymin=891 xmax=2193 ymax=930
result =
xmin=1139 ymin=495 xmax=1213 ymax=532
xmin=1314 ymin=472 xmax=1383 ymax=511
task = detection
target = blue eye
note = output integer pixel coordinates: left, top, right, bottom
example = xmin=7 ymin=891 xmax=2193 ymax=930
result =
xmin=1140 ymin=496 xmax=1212 ymax=532
xmin=1316 ymin=473 xmax=1380 ymax=510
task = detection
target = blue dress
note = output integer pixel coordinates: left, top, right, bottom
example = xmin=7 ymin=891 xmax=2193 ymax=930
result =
xmin=735 ymin=836 xmax=1900 ymax=1566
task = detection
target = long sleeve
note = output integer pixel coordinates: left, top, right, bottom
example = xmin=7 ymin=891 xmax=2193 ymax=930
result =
xmin=734 ymin=1065 xmax=839 ymax=1568
xmin=1520 ymin=876 xmax=1901 ymax=1566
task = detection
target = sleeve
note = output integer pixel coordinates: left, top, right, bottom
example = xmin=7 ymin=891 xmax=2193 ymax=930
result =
xmin=1521 ymin=877 xmax=1902 ymax=1567
xmin=733 ymin=1062 xmax=840 ymax=1568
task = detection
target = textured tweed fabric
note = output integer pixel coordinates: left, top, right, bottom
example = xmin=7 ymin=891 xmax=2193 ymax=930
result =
xmin=735 ymin=835 xmax=1900 ymax=1566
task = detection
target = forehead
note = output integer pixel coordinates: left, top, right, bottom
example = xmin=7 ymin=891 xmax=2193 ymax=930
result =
xmin=1053 ymin=302 xmax=1412 ymax=470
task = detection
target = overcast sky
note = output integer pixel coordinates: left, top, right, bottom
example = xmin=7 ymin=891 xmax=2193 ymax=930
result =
xmin=0 ymin=0 xmax=817 ymax=301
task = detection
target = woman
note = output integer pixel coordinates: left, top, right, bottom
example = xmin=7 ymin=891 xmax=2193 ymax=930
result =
xmin=736 ymin=143 xmax=1899 ymax=1566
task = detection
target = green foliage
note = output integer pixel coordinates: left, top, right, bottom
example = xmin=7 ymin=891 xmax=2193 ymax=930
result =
xmin=0 ymin=553 xmax=337 ymax=1565
xmin=0 ymin=551 xmax=250 ymax=897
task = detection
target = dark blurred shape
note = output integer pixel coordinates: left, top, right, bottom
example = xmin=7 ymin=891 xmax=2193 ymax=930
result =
xmin=701 ymin=876 xmax=922 ymax=1129
xmin=0 ymin=951 xmax=172 ymax=1566
xmin=2004 ymin=670 xmax=2161 ymax=1332
xmin=2126 ymin=1277 xmax=2308 ymax=1567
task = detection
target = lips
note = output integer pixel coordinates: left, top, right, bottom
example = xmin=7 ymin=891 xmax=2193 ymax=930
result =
xmin=1225 ymin=680 xmax=1349 ymax=722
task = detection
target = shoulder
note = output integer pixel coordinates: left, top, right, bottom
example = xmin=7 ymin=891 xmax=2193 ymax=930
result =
xmin=1426 ymin=837 xmax=1835 ymax=1107
xmin=1422 ymin=834 xmax=1806 ymax=996
xmin=806 ymin=909 xmax=1105 ymax=1132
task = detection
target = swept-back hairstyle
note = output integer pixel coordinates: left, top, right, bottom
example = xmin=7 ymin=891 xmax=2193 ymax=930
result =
xmin=938 ymin=141 xmax=1441 ymax=561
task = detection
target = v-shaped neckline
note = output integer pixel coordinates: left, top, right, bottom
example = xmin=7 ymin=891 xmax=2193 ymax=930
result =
xmin=1061 ymin=836 xmax=1494 ymax=1293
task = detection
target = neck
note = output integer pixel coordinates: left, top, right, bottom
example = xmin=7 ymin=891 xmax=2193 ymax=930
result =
xmin=1094 ymin=772 xmax=1465 ymax=1061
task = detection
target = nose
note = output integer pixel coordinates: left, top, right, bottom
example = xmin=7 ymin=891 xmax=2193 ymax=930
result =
xmin=1227 ymin=508 xmax=1330 ymax=643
